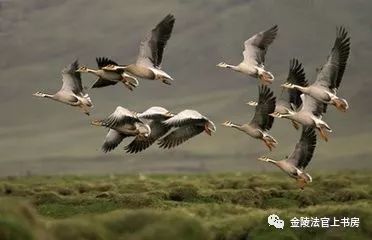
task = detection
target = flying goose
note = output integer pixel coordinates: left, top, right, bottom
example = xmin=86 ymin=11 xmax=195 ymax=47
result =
xmin=271 ymin=93 xmax=330 ymax=141
xmin=91 ymin=106 xmax=151 ymax=153
xmin=32 ymin=60 xmax=93 ymax=115
xmin=258 ymin=127 xmax=316 ymax=189
xmin=222 ymin=85 xmax=277 ymax=151
xmin=282 ymin=27 xmax=350 ymax=112
xmin=76 ymin=57 xmax=138 ymax=91
xmin=217 ymin=25 xmax=278 ymax=84
xmin=125 ymin=106 xmax=174 ymax=153
xmin=247 ymin=59 xmax=308 ymax=129
xmin=102 ymin=14 xmax=175 ymax=85
xmin=158 ymin=110 xmax=216 ymax=149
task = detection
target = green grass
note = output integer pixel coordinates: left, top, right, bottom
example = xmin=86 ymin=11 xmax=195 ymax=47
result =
xmin=0 ymin=172 xmax=371 ymax=239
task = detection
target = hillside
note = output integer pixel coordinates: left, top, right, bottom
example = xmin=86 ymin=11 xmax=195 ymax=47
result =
xmin=0 ymin=172 xmax=372 ymax=239
xmin=0 ymin=0 xmax=371 ymax=175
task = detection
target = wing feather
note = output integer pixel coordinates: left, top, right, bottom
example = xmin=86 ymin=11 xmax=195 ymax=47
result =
xmin=250 ymin=85 xmax=276 ymax=130
xmin=163 ymin=110 xmax=208 ymax=127
xmin=243 ymin=25 xmax=278 ymax=65
xmin=287 ymin=127 xmax=317 ymax=169
xmin=102 ymin=129 xmax=127 ymax=153
xmin=280 ymin=58 xmax=308 ymax=109
xmin=158 ymin=125 xmax=204 ymax=149
xmin=61 ymin=59 xmax=83 ymax=94
xmin=136 ymin=14 xmax=175 ymax=68
xmin=313 ymin=27 xmax=350 ymax=90
xmin=100 ymin=106 xmax=141 ymax=128
xmin=125 ymin=121 xmax=171 ymax=153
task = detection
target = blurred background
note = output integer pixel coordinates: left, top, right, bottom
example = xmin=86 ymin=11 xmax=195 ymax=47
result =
xmin=0 ymin=0 xmax=371 ymax=176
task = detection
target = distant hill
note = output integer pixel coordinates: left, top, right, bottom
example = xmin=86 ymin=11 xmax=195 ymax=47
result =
xmin=0 ymin=0 xmax=371 ymax=176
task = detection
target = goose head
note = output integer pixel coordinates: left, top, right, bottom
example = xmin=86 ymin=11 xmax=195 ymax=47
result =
xmin=257 ymin=156 xmax=276 ymax=163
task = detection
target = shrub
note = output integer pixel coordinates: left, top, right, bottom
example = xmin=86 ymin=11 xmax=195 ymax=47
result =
xmin=169 ymin=184 xmax=199 ymax=202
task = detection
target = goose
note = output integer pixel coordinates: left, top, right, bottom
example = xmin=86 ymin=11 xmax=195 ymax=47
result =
xmin=281 ymin=27 xmax=350 ymax=112
xmin=125 ymin=106 xmax=174 ymax=153
xmin=247 ymin=59 xmax=308 ymax=130
xmin=222 ymin=85 xmax=277 ymax=151
xmin=102 ymin=14 xmax=175 ymax=85
xmin=217 ymin=25 xmax=278 ymax=84
xmin=158 ymin=110 xmax=216 ymax=149
xmin=76 ymin=57 xmax=138 ymax=91
xmin=270 ymin=94 xmax=330 ymax=141
xmin=32 ymin=60 xmax=93 ymax=115
xmin=91 ymin=106 xmax=151 ymax=153
xmin=258 ymin=127 xmax=316 ymax=189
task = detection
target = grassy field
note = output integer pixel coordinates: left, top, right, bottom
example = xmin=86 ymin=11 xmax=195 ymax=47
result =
xmin=0 ymin=172 xmax=371 ymax=239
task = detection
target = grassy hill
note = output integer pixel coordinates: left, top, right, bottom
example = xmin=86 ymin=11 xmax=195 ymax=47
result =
xmin=0 ymin=0 xmax=371 ymax=175
xmin=1 ymin=172 xmax=372 ymax=239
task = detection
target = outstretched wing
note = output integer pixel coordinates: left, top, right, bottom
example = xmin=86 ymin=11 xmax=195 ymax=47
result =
xmin=91 ymin=79 xmax=118 ymax=88
xmin=125 ymin=121 xmax=171 ymax=153
xmin=138 ymin=106 xmax=171 ymax=120
xmin=287 ymin=127 xmax=317 ymax=169
xmin=313 ymin=27 xmax=350 ymax=91
xmin=158 ymin=125 xmax=204 ymax=149
xmin=96 ymin=57 xmax=119 ymax=69
xmin=102 ymin=129 xmax=127 ymax=153
xmin=243 ymin=25 xmax=278 ymax=66
xmin=280 ymin=58 xmax=308 ymax=109
xmin=91 ymin=57 xmax=122 ymax=88
xmin=136 ymin=14 xmax=175 ymax=68
xmin=99 ymin=106 xmax=141 ymax=128
xmin=163 ymin=109 xmax=208 ymax=127
xmin=300 ymin=94 xmax=326 ymax=117
xmin=249 ymin=85 xmax=276 ymax=130
xmin=60 ymin=59 xmax=83 ymax=94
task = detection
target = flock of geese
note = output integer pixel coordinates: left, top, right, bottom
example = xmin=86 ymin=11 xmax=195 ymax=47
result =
xmin=33 ymin=14 xmax=351 ymax=188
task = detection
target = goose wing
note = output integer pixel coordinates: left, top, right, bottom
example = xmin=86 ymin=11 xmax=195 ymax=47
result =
xmin=138 ymin=106 xmax=171 ymax=120
xmin=91 ymin=79 xmax=118 ymax=88
xmin=300 ymin=94 xmax=327 ymax=117
xmin=102 ymin=129 xmax=128 ymax=153
xmin=136 ymin=14 xmax=175 ymax=68
xmin=287 ymin=127 xmax=317 ymax=169
xmin=125 ymin=121 xmax=171 ymax=153
xmin=96 ymin=57 xmax=119 ymax=69
xmin=91 ymin=57 xmax=121 ymax=88
xmin=100 ymin=106 xmax=141 ymax=128
xmin=163 ymin=109 xmax=209 ymax=127
xmin=280 ymin=59 xmax=308 ymax=109
xmin=158 ymin=125 xmax=204 ymax=149
xmin=243 ymin=25 xmax=278 ymax=66
xmin=249 ymin=85 xmax=276 ymax=131
xmin=60 ymin=60 xmax=83 ymax=94
xmin=313 ymin=27 xmax=350 ymax=91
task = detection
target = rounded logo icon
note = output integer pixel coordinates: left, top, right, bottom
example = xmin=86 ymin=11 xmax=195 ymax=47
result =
xmin=268 ymin=214 xmax=284 ymax=229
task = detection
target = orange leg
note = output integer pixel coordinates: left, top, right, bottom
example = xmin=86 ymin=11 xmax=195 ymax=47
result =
xmin=258 ymin=73 xmax=273 ymax=85
xmin=262 ymin=139 xmax=273 ymax=151
xmin=318 ymin=127 xmax=328 ymax=142
xmin=262 ymin=138 xmax=276 ymax=151
xmin=79 ymin=104 xmax=90 ymax=115
xmin=291 ymin=120 xmax=300 ymax=130
xmin=297 ymin=178 xmax=306 ymax=190
xmin=333 ymin=99 xmax=347 ymax=112
xmin=122 ymin=80 xmax=134 ymax=91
